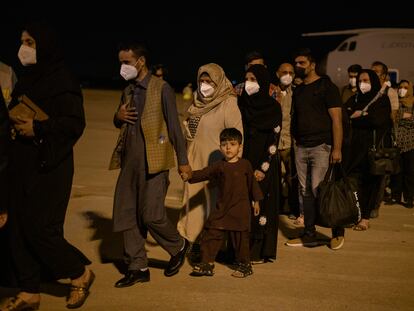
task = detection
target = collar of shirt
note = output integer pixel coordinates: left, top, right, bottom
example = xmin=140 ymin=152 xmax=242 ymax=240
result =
xmin=135 ymin=72 xmax=152 ymax=89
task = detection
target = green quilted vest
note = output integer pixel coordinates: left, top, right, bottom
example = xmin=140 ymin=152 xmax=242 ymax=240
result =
xmin=109 ymin=76 xmax=175 ymax=174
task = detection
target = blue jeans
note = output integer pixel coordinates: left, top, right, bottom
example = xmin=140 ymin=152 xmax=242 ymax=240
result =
xmin=295 ymin=143 xmax=343 ymax=237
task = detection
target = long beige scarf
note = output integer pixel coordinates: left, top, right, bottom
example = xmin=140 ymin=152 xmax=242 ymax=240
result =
xmin=187 ymin=63 xmax=235 ymax=117
xmin=186 ymin=63 xmax=235 ymax=140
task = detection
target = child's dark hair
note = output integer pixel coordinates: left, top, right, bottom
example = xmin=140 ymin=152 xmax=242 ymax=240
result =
xmin=220 ymin=128 xmax=242 ymax=144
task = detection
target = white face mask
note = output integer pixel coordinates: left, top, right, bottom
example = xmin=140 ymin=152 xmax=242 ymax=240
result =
xmin=18 ymin=45 xmax=37 ymax=66
xmin=200 ymin=82 xmax=215 ymax=97
xmin=245 ymin=80 xmax=260 ymax=96
xmin=120 ymin=63 xmax=138 ymax=81
xmin=349 ymin=77 xmax=357 ymax=87
xmin=280 ymin=74 xmax=293 ymax=86
xmin=398 ymin=88 xmax=408 ymax=98
xmin=359 ymin=82 xmax=371 ymax=94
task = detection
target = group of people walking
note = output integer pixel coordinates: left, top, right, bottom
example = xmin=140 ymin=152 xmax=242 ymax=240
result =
xmin=0 ymin=21 xmax=413 ymax=311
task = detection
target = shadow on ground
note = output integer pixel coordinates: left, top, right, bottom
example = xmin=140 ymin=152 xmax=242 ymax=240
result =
xmin=278 ymin=215 xmax=331 ymax=247
xmin=83 ymin=211 xmax=178 ymax=274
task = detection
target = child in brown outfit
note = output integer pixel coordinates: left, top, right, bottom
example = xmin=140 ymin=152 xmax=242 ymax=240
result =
xmin=181 ymin=128 xmax=263 ymax=277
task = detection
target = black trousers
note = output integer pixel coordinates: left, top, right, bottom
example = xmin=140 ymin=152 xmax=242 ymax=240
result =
xmin=7 ymin=172 xmax=90 ymax=293
xmin=390 ymin=149 xmax=414 ymax=201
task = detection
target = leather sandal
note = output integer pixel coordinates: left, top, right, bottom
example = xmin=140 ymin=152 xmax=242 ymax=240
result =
xmin=231 ymin=263 xmax=253 ymax=278
xmin=66 ymin=270 xmax=95 ymax=309
xmin=0 ymin=296 xmax=40 ymax=311
xmin=353 ymin=220 xmax=369 ymax=231
xmin=190 ymin=263 xmax=214 ymax=277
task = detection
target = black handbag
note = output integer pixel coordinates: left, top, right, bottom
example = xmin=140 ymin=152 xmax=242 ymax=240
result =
xmin=316 ymin=163 xmax=361 ymax=228
xmin=367 ymin=130 xmax=400 ymax=175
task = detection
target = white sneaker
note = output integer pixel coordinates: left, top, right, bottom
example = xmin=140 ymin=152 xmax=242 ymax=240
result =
xmin=285 ymin=234 xmax=318 ymax=247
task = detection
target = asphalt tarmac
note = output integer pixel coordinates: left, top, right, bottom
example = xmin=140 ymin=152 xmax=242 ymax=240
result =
xmin=1 ymin=89 xmax=413 ymax=311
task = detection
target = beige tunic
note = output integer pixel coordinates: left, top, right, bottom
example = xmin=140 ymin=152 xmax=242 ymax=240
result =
xmin=0 ymin=61 xmax=17 ymax=105
xmin=177 ymin=96 xmax=243 ymax=241
xmin=278 ymin=86 xmax=293 ymax=150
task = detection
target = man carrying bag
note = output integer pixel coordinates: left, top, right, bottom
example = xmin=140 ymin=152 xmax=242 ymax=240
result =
xmin=317 ymin=163 xmax=361 ymax=228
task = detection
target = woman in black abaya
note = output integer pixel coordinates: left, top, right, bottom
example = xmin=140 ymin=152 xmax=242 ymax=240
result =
xmin=344 ymin=69 xmax=392 ymax=231
xmin=4 ymin=22 xmax=94 ymax=310
xmin=238 ymin=64 xmax=282 ymax=263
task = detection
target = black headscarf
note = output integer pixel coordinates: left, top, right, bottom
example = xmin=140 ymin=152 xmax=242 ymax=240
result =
xmin=11 ymin=22 xmax=81 ymax=107
xmin=238 ymin=64 xmax=281 ymax=130
xmin=353 ymin=69 xmax=382 ymax=108
xmin=346 ymin=68 xmax=392 ymax=131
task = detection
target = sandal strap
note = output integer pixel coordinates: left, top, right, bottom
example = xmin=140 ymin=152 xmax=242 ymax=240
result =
xmin=70 ymin=285 xmax=88 ymax=293
xmin=237 ymin=263 xmax=253 ymax=275
xmin=69 ymin=270 xmax=95 ymax=294
xmin=195 ymin=263 xmax=210 ymax=270
xmin=193 ymin=263 xmax=214 ymax=273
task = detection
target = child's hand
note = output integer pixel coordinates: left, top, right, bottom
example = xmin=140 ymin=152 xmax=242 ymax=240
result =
xmin=180 ymin=172 xmax=189 ymax=182
xmin=254 ymin=170 xmax=265 ymax=182
xmin=179 ymin=164 xmax=192 ymax=181
xmin=252 ymin=201 xmax=260 ymax=216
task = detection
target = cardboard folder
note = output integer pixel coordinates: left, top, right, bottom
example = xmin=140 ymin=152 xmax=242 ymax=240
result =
xmin=9 ymin=95 xmax=49 ymax=121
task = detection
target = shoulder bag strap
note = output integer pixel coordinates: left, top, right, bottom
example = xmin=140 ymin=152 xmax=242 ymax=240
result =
xmin=371 ymin=129 xmax=386 ymax=150
xmin=372 ymin=129 xmax=377 ymax=150
xmin=361 ymin=91 xmax=383 ymax=114
xmin=390 ymin=127 xmax=398 ymax=147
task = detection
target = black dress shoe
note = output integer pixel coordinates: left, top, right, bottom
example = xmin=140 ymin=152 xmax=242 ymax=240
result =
xmin=164 ymin=238 xmax=190 ymax=277
xmin=114 ymin=269 xmax=150 ymax=288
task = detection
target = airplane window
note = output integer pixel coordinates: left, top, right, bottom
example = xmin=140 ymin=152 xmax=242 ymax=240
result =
xmin=388 ymin=70 xmax=399 ymax=86
xmin=349 ymin=41 xmax=357 ymax=51
xmin=338 ymin=42 xmax=348 ymax=51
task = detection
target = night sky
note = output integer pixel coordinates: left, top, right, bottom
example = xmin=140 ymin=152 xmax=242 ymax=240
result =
xmin=2 ymin=2 xmax=414 ymax=90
